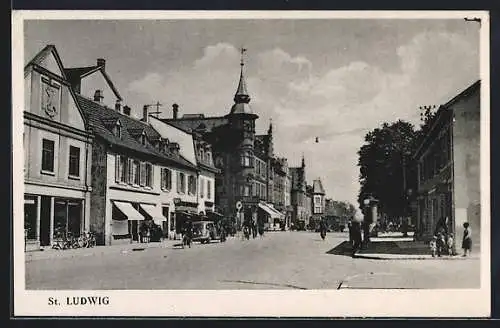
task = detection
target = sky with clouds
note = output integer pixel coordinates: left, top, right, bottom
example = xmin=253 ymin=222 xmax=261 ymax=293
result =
xmin=24 ymin=18 xmax=480 ymax=208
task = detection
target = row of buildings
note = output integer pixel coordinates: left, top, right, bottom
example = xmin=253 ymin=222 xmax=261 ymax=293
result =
xmin=23 ymin=45 xmax=327 ymax=249
xmin=410 ymin=80 xmax=481 ymax=248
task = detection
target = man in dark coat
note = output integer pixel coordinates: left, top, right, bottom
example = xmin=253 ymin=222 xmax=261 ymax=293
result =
xmin=351 ymin=220 xmax=362 ymax=257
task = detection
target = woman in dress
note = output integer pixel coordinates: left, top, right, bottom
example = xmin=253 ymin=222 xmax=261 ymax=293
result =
xmin=462 ymin=222 xmax=472 ymax=257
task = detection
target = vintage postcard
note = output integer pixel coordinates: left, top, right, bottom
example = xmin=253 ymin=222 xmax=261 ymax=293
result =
xmin=12 ymin=10 xmax=491 ymax=317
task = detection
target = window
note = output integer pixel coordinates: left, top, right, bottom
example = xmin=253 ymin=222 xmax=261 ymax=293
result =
xmin=132 ymin=160 xmax=140 ymax=185
xmin=199 ymin=149 xmax=204 ymax=161
xmin=161 ymin=168 xmax=172 ymax=191
xmin=241 ymin=155 xmax=252 ymax=167
xmin=252 ymin=182 xmax=257 ymax=197
xmin=68 ymin=146 xmax=80 ymax=177
xmin=244 ymin=185 xmax=250 ymax=197
xmin=206 ymin=151 xmax=211 ymax=163
xmin=315 ymin=206 xmax=322 ymax=214
xmin=141 ymin=134 xmax=147 ymax=146
xmin=41 ymin=139 xmax=55 ymax=172
xmin=178 ymin=172 xmax=186 ymax=193
xmin=119 ymin=156 xmax=128 ymax=183
xmin=207 ymin=180 xmax=211 ymax=199
xmin=188 ymin=175 xmax=196 ymax=195
xmin=200 ymin=178 xmax=204 ymax=198
xmin=145 ymin=163 xmax=153 ymax=188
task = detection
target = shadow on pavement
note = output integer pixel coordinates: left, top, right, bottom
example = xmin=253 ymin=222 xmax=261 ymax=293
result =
xmin=326 ymin=240 xmax=430 ymax=256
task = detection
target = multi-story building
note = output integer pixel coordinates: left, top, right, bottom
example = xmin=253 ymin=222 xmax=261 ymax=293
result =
xmin=290 ymin=156 xmax=309 ymax=227
xmin=66 ymin=57 xmax=199 ymax=245
xmin=24 ymin=45 xmax=93 ymax=250
xmin=311 ymin=178 xmax=326 ymax=225
xmin=160 ymin=53 xmax=282 ymax=229
xmin=148 ymin=115 xmax=220 ymax=223
xmin=413 ymin=80 xmax=480 ymax=250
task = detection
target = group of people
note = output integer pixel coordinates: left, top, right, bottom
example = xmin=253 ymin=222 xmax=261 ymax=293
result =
xmin=429 ymin=220 xmax=472 ymax=257
xmin=242 ymin=219 xmax=265 ymax=240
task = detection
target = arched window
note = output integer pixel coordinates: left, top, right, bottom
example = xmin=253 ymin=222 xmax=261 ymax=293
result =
xmin=140 ymin=132 xmax=147 ymax=146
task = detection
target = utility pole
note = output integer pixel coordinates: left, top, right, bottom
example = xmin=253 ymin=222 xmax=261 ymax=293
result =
xmin=145 ymin=101 xmax=163 ymax=119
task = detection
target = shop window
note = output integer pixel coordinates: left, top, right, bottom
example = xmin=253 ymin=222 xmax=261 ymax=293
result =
xmin=24 ymin=196 xmax=38 ymax=240
xmin=41 ymin=139 xmax=55 ymax=172
xmin=68 ymin=146 xmax=80 ymax=177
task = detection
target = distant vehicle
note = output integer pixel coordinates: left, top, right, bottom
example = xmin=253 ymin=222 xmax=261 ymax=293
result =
xmin=191 ymin=221 xmax=222 ymax=244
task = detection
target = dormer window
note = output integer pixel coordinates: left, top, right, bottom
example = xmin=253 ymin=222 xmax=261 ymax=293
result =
xmin=199 ymin=148 xmax=204 ymax=161
xmin=114 ymin=120 xmax=122 ymax=138
xmin=206 ymin=151 xmax=211 ymax=163
xmin=140 ymin=132 xmax=147 ymax=146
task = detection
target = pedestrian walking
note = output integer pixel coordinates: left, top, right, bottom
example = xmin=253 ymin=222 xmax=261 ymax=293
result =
xmin=462 ymin=222 xmax=472 ymax=257
xmin=347 ymin=220 xmax=353 ymax=245
xmin=436 ymin=232 xmax=446 ymax=257
xmin=351 ymin=220 xmax=362 ymax=257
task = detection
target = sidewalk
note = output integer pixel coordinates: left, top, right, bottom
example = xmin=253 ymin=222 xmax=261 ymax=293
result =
xmin=327 ymin=239 xmax=480 ymax=261
xmin=25 ymin=238 xmax=180 ymax=262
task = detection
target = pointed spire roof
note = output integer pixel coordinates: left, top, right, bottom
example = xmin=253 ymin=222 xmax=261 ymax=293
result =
xmin=229 ymin=48 xmax=256 ymax=116
xmin=268 ymin=118 xmax=273 ymax=135
xmin=301 ymin=153 xmax=305 ymax=168
xmin=313 ymin=178 xmax=325 ymax=195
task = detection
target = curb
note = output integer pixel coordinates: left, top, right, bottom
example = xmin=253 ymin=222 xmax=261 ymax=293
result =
xmin=354 ymin=254 xmax=480 ymax=261
xmin=25 ymin=242 xmax=177 ymax=262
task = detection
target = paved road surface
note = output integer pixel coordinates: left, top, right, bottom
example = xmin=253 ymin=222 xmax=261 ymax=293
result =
xmin=25 ymin=231 xmax=480 ymax=290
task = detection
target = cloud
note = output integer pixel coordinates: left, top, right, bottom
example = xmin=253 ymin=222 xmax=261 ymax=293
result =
xmin=126 ymin=30 xmax=478 ymax=206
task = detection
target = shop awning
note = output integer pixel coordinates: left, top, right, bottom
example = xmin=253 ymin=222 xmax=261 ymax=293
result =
xmin=113 ymin=201 xmax=145 ymax=221
xmin=140 ymin=204 xmax=167 ymax=225
xmin=258 ymin=203 xmax=281 ymax=219
xmin=267 ymin=205 xmax=285 ymax=218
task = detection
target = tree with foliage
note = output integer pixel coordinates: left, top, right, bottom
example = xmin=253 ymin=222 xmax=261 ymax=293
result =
xmin=357 ymin=120 xmax=420 ymax=220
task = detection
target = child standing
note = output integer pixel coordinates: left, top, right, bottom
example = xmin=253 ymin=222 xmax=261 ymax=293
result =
xmin=462 ymin=222 xmax=472 ymax=257
xmin=429 ymin=236 xmax=437 ymax=257
xmin=436 ymin=233 xmax=446 ymax=257
xmin=446 ymin=233 xmax=455 ymax=256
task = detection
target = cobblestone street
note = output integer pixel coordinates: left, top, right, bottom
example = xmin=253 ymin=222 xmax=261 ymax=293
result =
xmin=25 ymin=232 xmax=480 ymax=290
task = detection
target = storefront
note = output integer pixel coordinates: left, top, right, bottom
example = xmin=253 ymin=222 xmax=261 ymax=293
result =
xmin=24 ymin=193 xmax=86 ymax=249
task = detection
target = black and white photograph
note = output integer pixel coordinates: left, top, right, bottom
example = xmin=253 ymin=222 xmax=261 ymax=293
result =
xmin=12 ymin=11 xmax=490 ymax=317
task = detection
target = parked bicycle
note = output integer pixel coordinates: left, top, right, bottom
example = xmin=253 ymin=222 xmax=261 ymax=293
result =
xmin=52 ymin=231 xmax=96 ymax=250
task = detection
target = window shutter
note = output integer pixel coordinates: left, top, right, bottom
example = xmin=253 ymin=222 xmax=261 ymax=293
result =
xmin=160 ymin=168 xmax=165 ymax=190
xmin=115 ymin=155 xmax=120 ymax=182
xmin=140 ymin=162 xmax=145 ymax=186
xmin=167 ymin=170 xmax=172 ymax=190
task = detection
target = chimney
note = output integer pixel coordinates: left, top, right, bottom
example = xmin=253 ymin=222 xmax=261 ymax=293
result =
xmin=142 ymin=105 xmax=149 ymax=123
xmin=97 ymin=58 xmax=106 ymax=70
xmin=94 ymin=90 xmax=103 ymax=103
xmin=172 ymin=103 xmax=179 ymax=119
xmin=115 ymin=100 xmax=121 ymax=113
xmin=123 ymin=106 xmax=131 ymax=116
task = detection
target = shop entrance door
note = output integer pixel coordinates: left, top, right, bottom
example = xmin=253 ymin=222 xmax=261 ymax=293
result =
xmin=40 ymin=196 xmax=51 ymax=246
